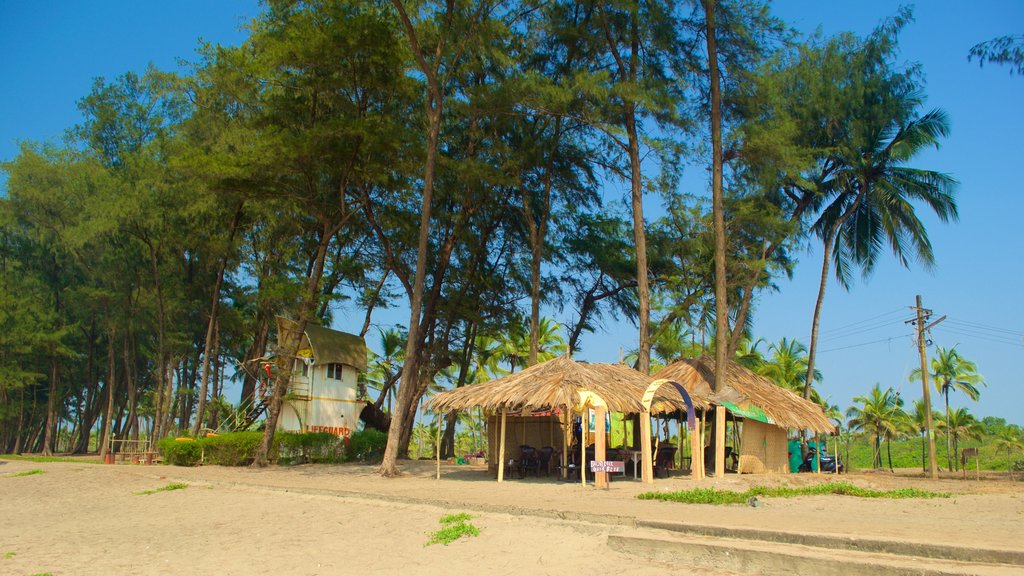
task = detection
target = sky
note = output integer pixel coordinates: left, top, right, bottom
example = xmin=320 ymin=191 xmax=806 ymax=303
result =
xmin=1 ymin=1 xmax=1021 ymax=424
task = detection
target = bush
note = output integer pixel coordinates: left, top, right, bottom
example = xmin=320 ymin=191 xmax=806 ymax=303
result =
xmin=347 ymin=429 xmax=387 ymax=463
xmin=1012 ymin=459 xmax=1024 ymax=473
xmin=277 ymin=432 xmax=345 ymax=465
xmin=157 ymin=437 xmax=202 ymax=466
xmin=202 ymin=432 xmax=265 ymax=466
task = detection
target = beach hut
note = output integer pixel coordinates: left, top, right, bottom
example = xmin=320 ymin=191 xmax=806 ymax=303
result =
xmin=655 ymin=357 xmax=834 ymax=474
xmin=427 ymin=355 xmax=690 ymax=485
xmin=274 ymin=317 xmax=368 ymax=440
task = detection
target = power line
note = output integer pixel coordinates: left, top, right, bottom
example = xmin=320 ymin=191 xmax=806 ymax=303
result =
xmin=818 ymin=333 xmax=915 ymax=354
xmin=936 ymin=327 xmax=1023 ymax=348
xmin=819 ymin=318 xmax=906 ymax=342
xmin=820 ymin=307 xmax=906 ymax=336
xmin=945 ymin=317 xmax=1024 ymax=338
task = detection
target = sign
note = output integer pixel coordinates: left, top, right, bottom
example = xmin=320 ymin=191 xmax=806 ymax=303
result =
xmin=961 ymin=448 xmax=978 ymax=462
xmin=590 ymin=460 xmax=625 ymax=473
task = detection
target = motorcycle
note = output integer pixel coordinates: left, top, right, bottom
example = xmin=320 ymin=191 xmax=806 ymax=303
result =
xmin=798 ymin=447 xmax=843 ymax=473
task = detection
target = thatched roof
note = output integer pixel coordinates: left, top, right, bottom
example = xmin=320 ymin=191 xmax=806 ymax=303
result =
xmin=427 ymin=355 xmax=691 ymax=414
xmin=277 ymin=317 xmax=367 ymax=371
xmin=654 ymin=356 xmax=834 ymax=433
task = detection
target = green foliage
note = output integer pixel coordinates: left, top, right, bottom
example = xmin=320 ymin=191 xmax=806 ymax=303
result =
xmin=3 ymin=551 xmax=13 ymax=559
xmin=156 ymin=437 xmax=202 ymax=467
xmin=201 ymin=432 xmax=265 ymax=466
xmin=426 ymin=513 xmax=479 ymax=546
xmin=0 ymin=455 xmax=101 ymax=464
xmin=7 ymin=469 xmax=44 ymax=477
xmin=276 ymin=432 xmax=345 ymax=465
xmin=346 ymin=429 xmax=387 ymax=463
xmin=637 ymin=482 xmax=949 ymax=505
xmin=134 ymin=482 xmax=188 ymax=496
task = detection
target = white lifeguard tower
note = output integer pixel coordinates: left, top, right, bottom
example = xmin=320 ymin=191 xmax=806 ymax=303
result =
xmin=275 ymin=317 xmax=367 ymax=440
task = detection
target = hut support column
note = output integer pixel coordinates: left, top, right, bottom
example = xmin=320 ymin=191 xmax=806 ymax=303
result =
xmin=581 ymin=425 xmax=587 ymax=488
xmin=693 ymin=415 xmax=703 ymax=479
xmin=497 ymin=408 xmax=507 ymax=483
xmin=715 ymin=406 xmax=726 ymax=478
xmin=595 ymin=406 xmax=607 ymax=489
xmin=640 ymin=410 xmax=654 ymax=484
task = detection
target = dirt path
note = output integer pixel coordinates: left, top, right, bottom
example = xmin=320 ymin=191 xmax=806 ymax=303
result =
xmin=2 ymin=458 xmax=1021 ymax=575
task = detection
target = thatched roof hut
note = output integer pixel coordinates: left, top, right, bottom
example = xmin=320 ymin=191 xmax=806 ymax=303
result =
xmin=427 ymin=355 xmax=692 ymax=415
xmin=654 ymin=356 xmax=834 ymax=433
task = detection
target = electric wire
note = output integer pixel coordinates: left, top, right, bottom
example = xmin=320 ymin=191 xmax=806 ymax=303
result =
xmin=944 ymin=317 xmax=1024 ymax=337
xmin=819 ymin=307 xmax=906 ymax=336
xmin=819 ymin=318 xmax=908 ymax=342
xmin=817 ymin=332 xmax=916 ymax=354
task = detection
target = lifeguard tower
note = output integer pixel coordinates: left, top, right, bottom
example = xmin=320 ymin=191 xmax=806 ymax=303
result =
xmin=275 ymin=317 xmax=367 ymax=440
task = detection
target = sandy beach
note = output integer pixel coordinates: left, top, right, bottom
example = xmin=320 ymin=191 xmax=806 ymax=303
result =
xmin=2 ymin=458 xmax=1022 ymax=575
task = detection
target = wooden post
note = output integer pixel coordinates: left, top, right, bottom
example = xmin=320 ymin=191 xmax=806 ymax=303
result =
xmin=715 ymin=405 xmax=726 ymax=478
xmin=595 ymin=406 xmax=608 ymax=489
xmin=581 ymin=422 xmax=587 ymax=488
xmin=497 ymin=408 xmax=507 ymax=483
xmin=435 ymin=411 xmax=441 ymax=480
xmin=640 ymin=410 xmax=654 ymax=484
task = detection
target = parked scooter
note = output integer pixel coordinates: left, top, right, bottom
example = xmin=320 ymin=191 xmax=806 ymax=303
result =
xmin=798 ymin=447 xmax=843 ymax=473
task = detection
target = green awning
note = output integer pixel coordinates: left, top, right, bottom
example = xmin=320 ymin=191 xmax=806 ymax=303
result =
xmin=721 ymin=401 xmax=774 ymax=424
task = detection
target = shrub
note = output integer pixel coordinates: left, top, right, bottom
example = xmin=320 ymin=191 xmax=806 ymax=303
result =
xmin=202 ymin=432 xmax=265 ymax=466
xmin=347 ymin=429 xmax=387 ymax=463
xmin=277 ymin=432 xmax=345 ymax=465
xmin=1012 ymin=459 xmax=1024 ymax=473
xmin=157 ymin=437 xmax=202 ymax=466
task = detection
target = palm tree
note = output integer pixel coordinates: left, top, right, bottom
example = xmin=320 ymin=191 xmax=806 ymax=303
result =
xmin=993 ymin=430 xmax=1024 ymax=480
xmin=911 ymin=346 xmax=984 ymax=470
xmin=802 ymin=104 xmax=958 ymax=406
xmin=364 ymin=328 xmax=406 ymax=414
xmin=846 ymin=384 xmax=904 ymax=469
xmin=759 ymin=338 xmax=821 ymax=400
xmin=909 ymin=398 xmax=940 ymax=473
xmin=939 ymin=407 xmax=982 ymax=472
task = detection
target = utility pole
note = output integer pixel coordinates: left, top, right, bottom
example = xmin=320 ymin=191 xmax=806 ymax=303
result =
xmin=908 ymin=295 xmax=944 ymax=480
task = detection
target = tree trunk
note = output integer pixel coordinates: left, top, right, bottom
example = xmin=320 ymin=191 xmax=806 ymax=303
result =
xmin=41 ymin=356 xmax=59 ymax=456
xmin=253 ymin=223 xmax=335 ymax=467
xmin=379 ymin=0 xmax=445 ymax=477
xmin=99 ymin=326 xmax=116 ymax=457
xmin=192 ymin=204 xmax=241 ymax=436
xmin=945 ymin=388 xmax=952 ymax=472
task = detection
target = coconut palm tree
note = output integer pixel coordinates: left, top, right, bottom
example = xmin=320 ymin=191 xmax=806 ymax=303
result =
xmin=993 ymin=430 xmax=1024 ymax=480
xmin=759 ymin=338 xmax=821 ymax=398
xmin=909 ymin=398 xmax=940 ymax=473
xmin=911 ymin=346 xmax=984 ymax=470
xmin=364 ymin=328 xmax=406 ymax=414
xmin=939 ymin=407 xmax=983 ymax=472
xmin=802 ymin=105 xmax=958 ymax=406
xmin=846 ymin=384 xmax=903 ymax=469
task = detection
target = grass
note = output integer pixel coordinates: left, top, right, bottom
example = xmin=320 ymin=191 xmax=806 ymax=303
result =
xmin=134 ymin=482 xmax=188 ymax=496
xmin=7 ymin=469 xmax=44 ymax=477
xmin=637 ymin=482 xmax=950 ymax=505
xmin=0 ymin=454 xmax=101 ymax=464
xmin=3 ymin=551 xmax=13 ymax=559
xmin=426 ymin=513 xmax=480 ymax=546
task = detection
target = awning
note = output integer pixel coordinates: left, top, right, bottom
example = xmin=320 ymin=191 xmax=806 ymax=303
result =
xmin=721 ymin=401 xmax=775 ymax=425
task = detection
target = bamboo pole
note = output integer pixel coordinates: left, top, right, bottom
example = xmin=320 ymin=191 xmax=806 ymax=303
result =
xmin=595 ymin=406 xmax=607 ymax=489
xmin=640 ymin=410 xmax=654 ymax=484
xmin=435 ymin=411 xmax=441 ymax=480
xmin=581 ymin=416 xmax=587 ymax=488
xmin=497 ymin=408 xmax=507 ymax=482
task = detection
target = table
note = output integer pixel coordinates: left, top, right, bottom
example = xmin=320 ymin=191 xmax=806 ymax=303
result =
xmin=624 ymin=450 xmax=644 ymax=479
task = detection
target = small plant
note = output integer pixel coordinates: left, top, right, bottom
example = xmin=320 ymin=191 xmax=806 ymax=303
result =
xmin=426 ymin=512 xmax=480 ymax=546
xmin=637 ymin=482 xmax=950 ymax=505
xmin=8 ymin=469 xmax=44 ymax=477
xmin=134 ymin=482 xmax=189 ymax=496
xmin=3 ymin=551 xmax=14 ymax=559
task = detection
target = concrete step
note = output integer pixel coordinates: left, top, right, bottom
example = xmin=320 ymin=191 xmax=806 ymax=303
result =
xmin=609 ymin=532 xmax=1023 ymax=576
xmin=637 ymin=520 xmax=1024 ymax=567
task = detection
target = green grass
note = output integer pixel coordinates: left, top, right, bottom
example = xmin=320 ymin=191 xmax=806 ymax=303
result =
xmin=3 ymin=551 xmax=13 ymax=559
xmin=0 ymin=454 xmax=101 ymax=464
xmin=426 ymin=512 xmax=480 ymax=546
xmin=134 ymin=482 xmax=188 ymax=496
xmin=637 ymin=482 xmax=950 ymax=505
xmin=7 ymin=469 xmax=44 ymax=477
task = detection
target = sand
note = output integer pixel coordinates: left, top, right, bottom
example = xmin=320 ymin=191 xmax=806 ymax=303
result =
xmin=2 ymin=458 xmax=1022 ymax=575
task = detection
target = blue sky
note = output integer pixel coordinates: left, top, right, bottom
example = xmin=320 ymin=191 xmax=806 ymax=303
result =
xmin=1 ymin=1 xmax=1021 ymax=424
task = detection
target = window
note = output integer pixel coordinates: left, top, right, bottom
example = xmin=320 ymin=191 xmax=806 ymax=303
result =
xmin=302 ymin=362 xmax=309 ymax=377
xmin=327 ymin=363 xmax=343 ymax=380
